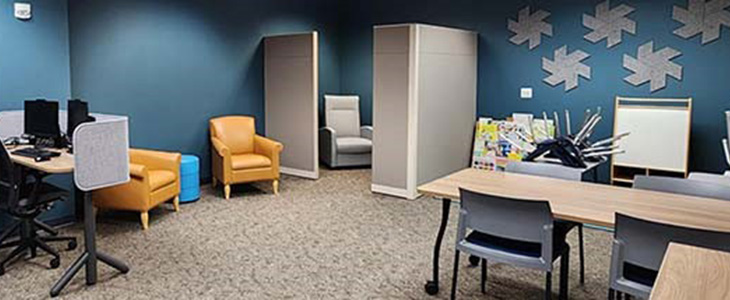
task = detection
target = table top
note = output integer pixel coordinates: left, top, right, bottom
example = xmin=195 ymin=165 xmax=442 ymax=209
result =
xmin=418 ymin=168 xmax=730 ymax=232
xmin=650 ymin=243 xmax=730 ymax=300
xmin=7 ymin=145 xmax=75 ymax=174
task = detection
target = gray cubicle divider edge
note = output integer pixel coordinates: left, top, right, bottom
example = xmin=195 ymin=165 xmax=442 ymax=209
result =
xmin=72 ymin=117 xmax=130 ymax=191
xmin=0 ymin=110 xmax=126 ymax=140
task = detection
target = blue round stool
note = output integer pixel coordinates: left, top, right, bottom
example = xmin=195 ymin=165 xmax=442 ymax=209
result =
xmin=179 ymin=155 xmax=200 ymax=203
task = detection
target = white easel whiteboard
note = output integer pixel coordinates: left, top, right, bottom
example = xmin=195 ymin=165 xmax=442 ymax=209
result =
xmin=612 ymin=97 xmax=692 ymax=173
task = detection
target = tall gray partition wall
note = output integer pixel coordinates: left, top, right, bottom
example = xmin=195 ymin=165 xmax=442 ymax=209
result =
xmin=372 ymin=24 xmax=477 ymax=199
xmin=264 ymin=32 xmax=319 ymax=179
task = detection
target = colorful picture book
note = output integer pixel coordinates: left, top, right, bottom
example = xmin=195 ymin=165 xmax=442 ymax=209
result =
xmin=471 ymin=116 xmax=554 ymax=171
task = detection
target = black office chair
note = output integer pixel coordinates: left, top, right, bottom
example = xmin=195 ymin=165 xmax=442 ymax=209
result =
xmin=0 ymin=144 xmax=77 ymax=275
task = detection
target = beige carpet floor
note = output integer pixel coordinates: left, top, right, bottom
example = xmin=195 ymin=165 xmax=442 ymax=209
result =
xmin=0 ymin=168 xmax=613 ymax=299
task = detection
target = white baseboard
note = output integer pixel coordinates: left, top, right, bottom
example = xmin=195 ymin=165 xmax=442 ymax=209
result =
xmin=280 ymin=167 xmax=319 ymax=180
xmin=371 ymin=184 xmax=419 ymax=200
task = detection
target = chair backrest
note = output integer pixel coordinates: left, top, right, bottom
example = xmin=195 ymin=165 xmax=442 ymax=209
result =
xmin=506 ymin=161 xmax=583 ymax=182
xmin=634 ymin=175 xmax=730 ymax=201
xmin=614 ymin=213 xmax=730 ymax=272
xmin=0 ymin=143 xmax=20 ymax=210
xmin=688 ymin=172 xmax=730 ymax=186
xmin=325 ymin=95 xmax=360 ymax=137
xmin=459 ymin=188 xmax=553 ymax=244
xmin=73 ymin=117 xmax=130 ymax=192
xmin=210 ymin=116 xmax=255 ymax=155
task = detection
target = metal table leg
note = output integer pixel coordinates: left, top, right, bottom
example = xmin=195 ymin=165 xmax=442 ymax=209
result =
xmin=50 ymin=192 xmax=129 ymax=297
xmin=424 ymin=197 xmax=452 ymax=295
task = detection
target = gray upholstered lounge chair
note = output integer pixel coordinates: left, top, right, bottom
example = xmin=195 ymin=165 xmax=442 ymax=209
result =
xmin=319 ymin=95 xmax=372 ymax=168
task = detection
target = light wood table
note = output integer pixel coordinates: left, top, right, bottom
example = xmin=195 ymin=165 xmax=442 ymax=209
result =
xmin=650 ymin=243 xmax=730 ymax=300
xmin=418 ymin=168 xmax=730 ymax=295
xmin=7 ymin=145 xmax=74 ymax=174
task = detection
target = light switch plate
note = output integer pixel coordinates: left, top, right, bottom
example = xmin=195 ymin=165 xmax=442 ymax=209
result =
xmin=520 ymin=87 xmax=533 ymax=99
xmin=14 ymin=2 xmax=31 ymax=20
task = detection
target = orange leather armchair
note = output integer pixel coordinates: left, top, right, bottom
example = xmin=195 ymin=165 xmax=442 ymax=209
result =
xmin=210 ymin=116 xmax=283 ymax=200
xmin=93 ymin=149 xmax=182 ymax=230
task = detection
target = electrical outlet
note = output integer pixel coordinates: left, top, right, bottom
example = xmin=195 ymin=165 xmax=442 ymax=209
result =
xmin=520 ymin=87 xmax=533 ymax=99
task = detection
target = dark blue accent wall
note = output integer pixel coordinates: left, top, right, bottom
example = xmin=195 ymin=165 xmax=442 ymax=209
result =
xmin=1 ymin=0 xmax=729 ymax=228
xmin=0 ymin=0 xmax=74 ymax=225
xmin=0 ymin=0 xmax=71 ymax=109
xmin=338 ymin=0 xmax=730 ymax=179
xmin=68 ymin=0 xmax=341 ymax=180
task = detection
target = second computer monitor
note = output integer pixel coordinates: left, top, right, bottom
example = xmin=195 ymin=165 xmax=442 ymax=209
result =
xmin=24 ymin=99 xmax=60 ymax=138
xmin=67 ymin=99 xmax=92 ymax=139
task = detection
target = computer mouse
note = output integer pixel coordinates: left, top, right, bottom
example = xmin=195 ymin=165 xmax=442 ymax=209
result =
xmin=35 ymin=156 xmax=50 ymax=162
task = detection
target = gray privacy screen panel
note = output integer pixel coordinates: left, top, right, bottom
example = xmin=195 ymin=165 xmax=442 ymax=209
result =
xmin=0 ymin=110 xmax=24 ymax=139
xmin=0 ymin=110 xmax=125 ymax=139
xmin=73 ymin=117 xmax=130 ymax=191
xmin=372 ymin=25 xmax=411 ymax=190
xmin=416 ymin=25 xmax=477 ymax=185
xmin=264 ymin=32 xmax=319 ymax=179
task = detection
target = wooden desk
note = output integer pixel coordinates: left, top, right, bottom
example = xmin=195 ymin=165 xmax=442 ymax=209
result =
xmin=7 ymin=146 xmax=74 ymax=174
xmin=650 ymin=243 xmax=730 ymax=300
xmin=418 ymin=168 xmax=730 ymax=295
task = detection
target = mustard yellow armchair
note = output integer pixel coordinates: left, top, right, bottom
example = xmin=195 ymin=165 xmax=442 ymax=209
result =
xmin=93 ymin=149 xmax=182 ymax=230
xmin=210 ymin=116 xmax=283 ymax=200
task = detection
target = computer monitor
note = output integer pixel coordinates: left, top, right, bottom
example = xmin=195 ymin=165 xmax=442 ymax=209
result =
xmin=24 ymin=99 xmax=60 ymax=139
xmin=67 ymin=99 xmax=93 ymax=140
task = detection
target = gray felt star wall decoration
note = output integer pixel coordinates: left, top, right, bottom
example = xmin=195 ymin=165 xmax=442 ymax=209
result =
xmin=543 ymin=46 xmax=592 ymax=92
xmin=583 ymin=0 xmax=637 ymax=48
xmin=623 ymin=41 xmax=683 ymax=92
xmin=508 ymin=6 xmax=553 ymax=50
xmin=673 ymin=0 xmax=730 ymax=44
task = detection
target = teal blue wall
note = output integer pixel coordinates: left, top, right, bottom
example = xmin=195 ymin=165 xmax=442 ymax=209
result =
xmin=68 ymin=0 xmax=341 ymax=181
xmin=1 ymin=0 xmax=729 ymax=228
xmin=338 ymin=0 xmax=730 ymax=180
xmin=0 ymin=0 xmax=75 ymax=225
xmin=0 ymin=0 xmax=70 ymax=109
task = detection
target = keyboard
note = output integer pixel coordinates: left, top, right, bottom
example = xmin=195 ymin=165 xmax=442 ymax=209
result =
xmin=12 ymin=148 xmax=61 ymax=162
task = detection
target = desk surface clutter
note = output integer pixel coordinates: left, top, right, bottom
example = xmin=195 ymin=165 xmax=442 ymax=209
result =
xmin=650 ymin=243 xmax=730 ymax=300
xmin=418 ymin=168 xmax=730 ymax=232
xmin=7 ymin=145 xmax=74 ymax=174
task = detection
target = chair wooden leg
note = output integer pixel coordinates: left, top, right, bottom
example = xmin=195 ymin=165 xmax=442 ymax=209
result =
xmin=173 ymin=196 xmax=180 ymax=212
xmin=224 ymin=184 xmax=231 ymax=200
xmin=211 ymin=178 xmax=217 ymax=188
xmin=140 ymin=211 xmax=149 ymax=230
xmin=273 ymin=180 xmax=279 ymax=195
